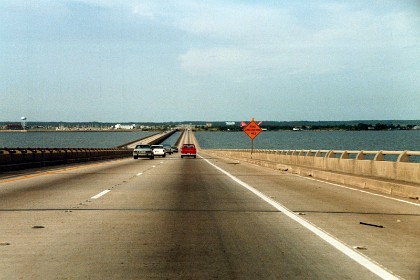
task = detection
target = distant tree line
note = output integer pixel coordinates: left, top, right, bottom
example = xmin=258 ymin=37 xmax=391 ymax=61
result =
xmin=207 ymin=122 xmax=419 ymax=131
xmin=1 ymin=120 xmax=418 ymax=132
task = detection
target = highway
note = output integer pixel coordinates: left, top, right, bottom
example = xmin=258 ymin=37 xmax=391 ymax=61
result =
xmin=0 ymin=133 xmax=419 ymax=279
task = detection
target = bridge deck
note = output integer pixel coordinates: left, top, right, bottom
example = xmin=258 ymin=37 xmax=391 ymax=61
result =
xmin=0 ymin=130 xmax=418 ymax=279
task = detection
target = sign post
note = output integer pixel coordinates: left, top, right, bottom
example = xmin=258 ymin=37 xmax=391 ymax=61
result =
xmin=243 ymin=118 xmax=262 ymax=158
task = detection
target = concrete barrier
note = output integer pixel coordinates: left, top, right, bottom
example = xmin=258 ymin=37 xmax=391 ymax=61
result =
xmin=0 ymin=149 xmax=12 ymax=165
xmin=31 ymin=149 xmax=43 ymax=162
xmin=0 ymin=147 xmax=132 ymax=171
xmin=203 ymin=149 xmax=420 ymax=199
xmin=0 ymin=131 xmax=177 ymax=172
xmin=119 ymin=130 xmax=178 ymax=149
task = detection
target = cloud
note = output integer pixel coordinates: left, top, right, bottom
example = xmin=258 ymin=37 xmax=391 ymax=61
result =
xmin=179 ymin=48 xmax=252 ymax=76
xmin=1 ymin=0 xmax=418 ymax=122
xmin=174 ymin=2 xmax=295 ymax=41
xmin=132 ymin=3 xmax=155 ymax=19
xmin=173 ymin=1 xmax=419 ymax=79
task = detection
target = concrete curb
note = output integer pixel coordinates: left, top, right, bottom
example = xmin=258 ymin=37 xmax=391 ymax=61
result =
xmin=202 ymin=150 xmax=420 ymax=200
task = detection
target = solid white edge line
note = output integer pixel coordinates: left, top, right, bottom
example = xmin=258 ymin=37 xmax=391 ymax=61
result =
xmin=294 ymin=174 xmax=420 ymax=207
xmin=91 ymin=190 xmax=111 ymax=199
xmin=200 ymin=155 xmax=400 ymax=280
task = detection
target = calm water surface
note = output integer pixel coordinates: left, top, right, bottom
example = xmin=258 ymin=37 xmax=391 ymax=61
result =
xmin=1 ymin=130 xmax=419 ymax=151
xmin=0 ymin=131 xmax=155 ymax=148
xmin=195 ymin=130 xmax=420 ymax=151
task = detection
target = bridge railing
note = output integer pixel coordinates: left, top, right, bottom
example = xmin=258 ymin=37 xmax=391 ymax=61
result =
xmin=206 ymin=149 xmax=420 ymax=188
xmin=262 ymin=149 xmax=420 ymax=162
xmin=0 ymin=130 xmax=180 ymax=172
xmin=0 ymin=147 xmax=132 ymax=171
xmin=118 ymin=129 xmax=178 ymax=149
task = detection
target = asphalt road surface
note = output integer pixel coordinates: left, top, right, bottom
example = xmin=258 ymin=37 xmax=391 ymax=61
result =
xmin=0 ymin=151 xmax=419 ymax=279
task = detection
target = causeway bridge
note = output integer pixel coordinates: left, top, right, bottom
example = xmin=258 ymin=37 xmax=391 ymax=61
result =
xmin=0 ymin=129 xmax=419 ymax=279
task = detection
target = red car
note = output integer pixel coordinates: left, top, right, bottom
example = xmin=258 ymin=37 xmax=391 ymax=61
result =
xmin=181 ymin=144 xmax=196 ymax=158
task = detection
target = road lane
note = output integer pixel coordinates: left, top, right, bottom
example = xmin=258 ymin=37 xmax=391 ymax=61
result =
xmin=200 ymin=151 xmax=420 ymax=279
xmin=0 ymin=158 xmax=158 ymax=210
xmin=86 ymin=154 xmax=380 ymax=279
xmin=0 ymin=151 xmax=418 ymax=279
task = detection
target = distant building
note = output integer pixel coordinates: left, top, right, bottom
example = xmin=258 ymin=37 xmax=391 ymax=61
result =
xmin=114 ymin=124 xmax=136 ymax=129
xmin=140 ymin=125 xmax=151 ymax=130
xmin=225 ymin=122 xmax=235 ymax=126
xmin=6 ymin=124 xmax=24 ymax=130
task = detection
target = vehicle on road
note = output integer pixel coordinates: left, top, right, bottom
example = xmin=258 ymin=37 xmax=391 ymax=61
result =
xmin=181 ymin=144 xmax=196 ymax=158
xmin=171 ymin=146 xmax=179 ymax=153
xmin=162 ymin=144 xmax=173 ymax=155
xmin=151 ymin=145 xmax=166 ymax=157
xmin=133 ymin=144 xmax=154 ymax=160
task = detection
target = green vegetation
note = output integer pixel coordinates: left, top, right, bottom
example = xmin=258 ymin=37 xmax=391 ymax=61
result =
xmin=200 ymin=120 xmax=420 ymax=131
xmin=0 ymin=120 xmax=419 ymax=132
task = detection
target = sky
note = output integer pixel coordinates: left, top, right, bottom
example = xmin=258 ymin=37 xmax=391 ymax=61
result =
xmin=0 ymin=0 xmax=419 ymax=122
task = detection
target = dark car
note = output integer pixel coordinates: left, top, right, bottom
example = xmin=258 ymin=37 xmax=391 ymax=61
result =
xmin=133 ymin=144 xmax=154 ymax=159
xmin=162 ymin=144 xmax=173 ymax=155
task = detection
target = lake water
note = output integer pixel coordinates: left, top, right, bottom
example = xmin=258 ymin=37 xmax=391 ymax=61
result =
xmin=1 ymin=130 xmax=419 ymax=152
xmin=195 ymin=130 xmax=420 ymax=151
xmin=0 ymin=131 xmax=155 ymax=148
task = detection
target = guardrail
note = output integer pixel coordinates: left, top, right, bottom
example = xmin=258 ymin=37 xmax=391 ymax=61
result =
xmin=0 ymin=148 xmax=132 ymax=171
xmin=257 ymin=149 xmax=420 ymax=162
xmin=0 ymin=130 xmax=180 ymax=172
xmin=174 ymin=130 xmax=185 ymax=148
xmin=118 ymin=129 xmax=178 ymax=149
xmin=205 ymin=149 xmax=420 ymax=198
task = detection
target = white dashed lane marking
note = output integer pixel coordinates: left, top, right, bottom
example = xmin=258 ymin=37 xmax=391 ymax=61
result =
xmin=91 ymin=190 xmax=111 ymax=199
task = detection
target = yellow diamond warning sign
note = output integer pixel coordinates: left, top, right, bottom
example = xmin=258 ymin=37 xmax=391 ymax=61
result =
xmin=243 ymin=118 xmax=262 ymax=140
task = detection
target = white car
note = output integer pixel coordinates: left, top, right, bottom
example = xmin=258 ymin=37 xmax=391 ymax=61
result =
xmin=151 ymin=145 xmax=166 ymax=157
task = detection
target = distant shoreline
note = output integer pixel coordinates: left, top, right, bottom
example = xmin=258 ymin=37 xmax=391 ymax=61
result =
xmin=1 ymin=128 xmax=419 ymax=133
xmin=0 ymin=130 xmax=155 ymax=133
